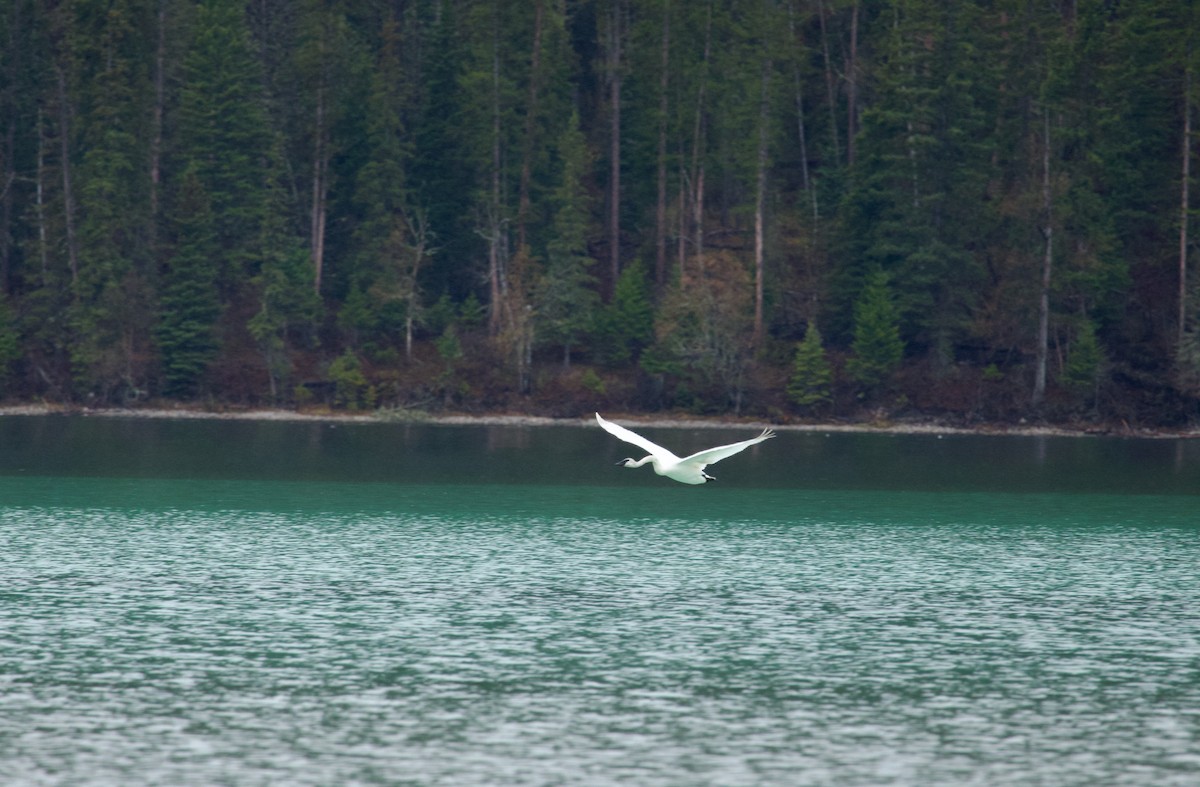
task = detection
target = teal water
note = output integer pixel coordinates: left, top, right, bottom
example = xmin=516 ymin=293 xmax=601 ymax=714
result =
xmin=2 ymin=416 xmax=1199 ymax=785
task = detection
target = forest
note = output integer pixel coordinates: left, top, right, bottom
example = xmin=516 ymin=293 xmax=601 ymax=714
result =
xmin=0 ymin=0 xmax=1198 ymax=427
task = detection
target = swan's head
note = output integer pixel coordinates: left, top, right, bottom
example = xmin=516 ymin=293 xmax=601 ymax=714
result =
xmin=616 ymin=457 xmax=637 ymax=467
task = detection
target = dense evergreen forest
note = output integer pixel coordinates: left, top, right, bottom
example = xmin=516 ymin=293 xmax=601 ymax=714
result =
xmin=0 ymin=0 xmax=1198 ymax=426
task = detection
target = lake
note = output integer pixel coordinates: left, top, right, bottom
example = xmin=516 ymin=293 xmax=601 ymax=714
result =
xmin=1 ymin=415 xmax=1198 ymax=785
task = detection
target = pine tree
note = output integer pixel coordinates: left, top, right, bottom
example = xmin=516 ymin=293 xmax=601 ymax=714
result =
xmin=594 ymin=258 xmax=654 ymax=367
xmin=0 ymin=0 xmax=1198 ymax=419
xmin=156 ymin=167 xmax=220 ymax=397
xmin=247 ymin=145 xmax=319 ymax=402
xmin=175 ymin=0 xmax=289 ymax=400
xmin=847 ymin=270 xmax=903 ymax=394
xmin=174 ymin=0 xmax=272 ymax=285
xmin=327 ymin=348 xmax=367 ymax=409
xmin=537 ymin=110 xmax=599 ymax=366
xmin=345 ymin=12 xmax=416 ymax=356
xmin=0 ymin=295 xmax=20 ymax=388
xmin=293 ymin=0 xmax=363 ymax=296
xmin=788 ymin=323 xmax=832 ymax=410
xmin=0 ymin=0 xmax=47 ymax=296
xmin=408 ymin=2 xmax=477 ymax=300
xmin=1063 ymin=318 xmax=1105 ymax=399
xmin=68 ymin=0 xmax=156 ymax=398
xmin=836 ymin=0 xmax=995 ymax=352
xmin=459 ymin=2 xmax=521 ymax=333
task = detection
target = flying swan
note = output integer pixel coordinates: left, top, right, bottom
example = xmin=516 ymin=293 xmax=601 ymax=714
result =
xmin=595 ymin=412 xmax=775 ymax=485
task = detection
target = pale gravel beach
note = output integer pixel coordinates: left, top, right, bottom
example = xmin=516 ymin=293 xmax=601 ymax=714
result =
xmin=1 ymin=402 xmax=1195 ymax=438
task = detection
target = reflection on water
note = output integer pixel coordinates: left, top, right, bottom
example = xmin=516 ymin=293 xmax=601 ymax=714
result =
xmin=2 ymin=414 xmax=1200 ymax=494
xmin=1 ymin=416 xmax=1199 ymax=785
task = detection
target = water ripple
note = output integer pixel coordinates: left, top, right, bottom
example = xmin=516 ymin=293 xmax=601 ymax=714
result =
xmin=2 ymin=495 xmax=1199 ymax=786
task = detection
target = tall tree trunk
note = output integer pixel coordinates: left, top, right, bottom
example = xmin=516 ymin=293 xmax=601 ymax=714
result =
xmin=845 ymin=2 xmax=859 ymax=165
xmin=55 ymin=66 xmax=79 ymax=290
xmin=817 ymin=0 xmax=840 ymax=165
xmin=404 ymin=212 xmax=430 ymax=364
xmin=1 ymin=122 xmax=12 ymax=296
xmin=753 ymin=57 xmax=771 ymax=345
xmin=1033 ymin=111 xmax=1053 ymax=407
xmin=149 ymin=0 xmax=166 ymax=253
xmin=607 ymin=0 xmax=623 ymax=292
xmin=311 ymin=81 xmax=328 ymax=296
xmin=655 ymin=0 xmax=670 ymax=289
xmin=487 ymin=11 xmax=504 ymax=336
xmin=35 ymin=109 xmax=50 ymax=285
xmin=693 ymin=161 xmax=705 ymax=271
xmin=789 ymin=1 xmax=818 ymax=240
xmin=516 ymin=0 xmax=544 ymax=250
xmin=689 ymin=2 xmax=712 ymax=272
xmin=0 ymin=0 xmax=18 ymax=294
xmin=677 ymin=159 xmax=686 ymax=276
xmin=788 ymin=1 xmax=811 ymax=194
xmin=1180 ymin=64 xmax=1193 ymax=347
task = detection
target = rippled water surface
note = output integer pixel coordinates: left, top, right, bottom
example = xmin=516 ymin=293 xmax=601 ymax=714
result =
xmin=2 ymin=416 xmax=1199 ymax=785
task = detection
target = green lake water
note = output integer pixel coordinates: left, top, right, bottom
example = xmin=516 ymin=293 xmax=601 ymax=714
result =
xmin=1 ymin=415 xmax=1198 ymax=785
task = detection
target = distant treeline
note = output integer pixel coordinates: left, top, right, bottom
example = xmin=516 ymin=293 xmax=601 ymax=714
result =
xmin=0 ymin=0 xmax=1197 ymax=424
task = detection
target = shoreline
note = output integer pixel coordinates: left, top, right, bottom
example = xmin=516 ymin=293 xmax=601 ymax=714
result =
xmin=1 ymin=402 xmax=1196 ymax=439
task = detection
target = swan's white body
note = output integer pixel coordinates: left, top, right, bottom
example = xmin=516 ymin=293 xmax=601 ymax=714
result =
xmin=595 ymin=412 xmax=775 ymax=485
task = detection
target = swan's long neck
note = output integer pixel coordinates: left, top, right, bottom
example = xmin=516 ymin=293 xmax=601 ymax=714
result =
xmin=627 ymin=455 xmax=655 ymax=468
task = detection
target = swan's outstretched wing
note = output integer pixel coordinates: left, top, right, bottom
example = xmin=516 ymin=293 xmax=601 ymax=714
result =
xmin=680 ymin=428 xmax=775 ymax=467
xmin=595 ymin=413 xmax=680 ymax=461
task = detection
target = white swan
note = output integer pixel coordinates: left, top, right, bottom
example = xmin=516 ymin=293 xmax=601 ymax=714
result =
xmin=595 ymin=412 xmax=775 ymax=485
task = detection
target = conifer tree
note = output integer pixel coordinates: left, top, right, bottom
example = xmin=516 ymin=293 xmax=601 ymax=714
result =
xmin=68 ymin=0 xmax=156 ymax=398
xmin=173 ymin=0 xmax=287 ymax=400
xmin=0 ymin=295 xmax=20 ymax=388
xmin=156 ymin=167 xmax=219 ymax=397
xmin=788 ymin=323 xmax=832 ymax=410
xmin=537 ymin=110 xmax=598 ymax=366
xmin=836 ymin=0 xmax=995 ymax=351
xmin=458 ymin=1 xmax=525 ymax=334
xmin=0 ymin=0 xmax=48 ymax=296
xmin=408 ymin=2 xmax=477 ymax=300
xmin=847 ymin=270 xmax=903 ymax=394
xmin=174 ymin=0 xmax=271 ymax=286
xmin=293 ymin=0 xmax=362 ymax=296
xmin=1063 ymin=318 xmax=1105 ymax=400
xmin=0 ymin=0 xmax=1198 ymax=419
xmin=247 ymin=144 xmax=319 ymax=402
xmin=346 ymin=12 xmax=415 ymax=355
xmin=594 ymin=258 xmax=654 ymax=367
